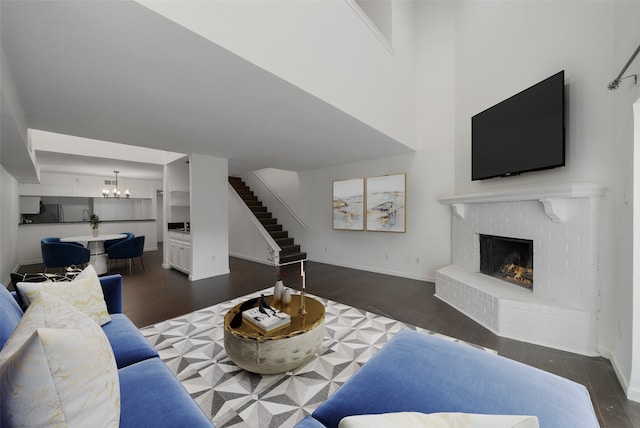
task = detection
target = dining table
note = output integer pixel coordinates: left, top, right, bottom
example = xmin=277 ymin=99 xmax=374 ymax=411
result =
xmin=60 ymin=233 xmax=127 ymax=275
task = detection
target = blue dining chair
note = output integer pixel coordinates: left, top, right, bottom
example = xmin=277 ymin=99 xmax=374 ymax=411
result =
xmin=107 ymin=235 xmax=145 ymax=275
xmin=41 ymin=237 xmax=91 ymax=273
xmin=41 ymin=237 xmax=84 ymax=247
xmin=103 ymin=232 xmax=134 ymax=251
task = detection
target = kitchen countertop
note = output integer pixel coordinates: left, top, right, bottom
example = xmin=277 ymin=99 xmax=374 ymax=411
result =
xmin=19 ymin=219 xmax=155 ymax=225
xmin=169 ymin=229 xmax=191 ymax=234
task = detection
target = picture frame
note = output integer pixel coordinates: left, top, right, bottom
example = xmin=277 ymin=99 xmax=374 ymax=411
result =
xmin=332 ymin=178 xmax=365 ymax=231
xmin=366 ymin=173 xmax=406 ymax=233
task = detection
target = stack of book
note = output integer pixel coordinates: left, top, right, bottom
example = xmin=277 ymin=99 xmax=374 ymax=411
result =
xmin=242 ymin=307 xmax=291 ymax=333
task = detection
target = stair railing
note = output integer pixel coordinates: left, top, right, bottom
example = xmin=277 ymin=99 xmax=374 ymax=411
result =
xmin=228 ymin=183 xmax=282 ymax=262
xmin=252 ymin=170 xmax=307 ymax=228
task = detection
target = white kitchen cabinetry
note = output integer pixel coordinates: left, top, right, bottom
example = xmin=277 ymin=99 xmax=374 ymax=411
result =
xmin=19 ymin=196 xmax=41 ymax=214
xmin=168 ymin=231 xmax=191 ymax=274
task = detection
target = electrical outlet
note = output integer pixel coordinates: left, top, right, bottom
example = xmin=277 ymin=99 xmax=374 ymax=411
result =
xmin=415 ymin=257 xmax=420 ymax=264
xmin=618 ymin=321 xmax=622 ymax=338
xmin=385 ymin=253 xmax=389 ymax=260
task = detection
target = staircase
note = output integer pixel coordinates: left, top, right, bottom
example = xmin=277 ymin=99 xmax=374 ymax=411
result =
xmin=229 ymin=176 xmax=307 ymax=265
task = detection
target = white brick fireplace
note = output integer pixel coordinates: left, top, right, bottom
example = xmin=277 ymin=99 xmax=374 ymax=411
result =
xmin=436 ymin=184 xmax=606 ymax=356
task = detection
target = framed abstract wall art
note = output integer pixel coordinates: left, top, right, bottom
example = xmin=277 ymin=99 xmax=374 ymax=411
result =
xmin=332 ymin=178 xmax=364 ymax=231
xmin=366 ymin=173 xmax=406 ymax=233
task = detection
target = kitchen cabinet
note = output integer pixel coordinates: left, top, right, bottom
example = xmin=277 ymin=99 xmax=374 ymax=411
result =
xmin=168 ymin=231 xmax=191 ymax=274
xmin=19 ymin=196 xmax=41 ymax=214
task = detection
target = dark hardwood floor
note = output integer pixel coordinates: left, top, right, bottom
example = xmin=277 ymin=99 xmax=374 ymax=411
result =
xmin=17 ymin=248 xmax=640 ymax=427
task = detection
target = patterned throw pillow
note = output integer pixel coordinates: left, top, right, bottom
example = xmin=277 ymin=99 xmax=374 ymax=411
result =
xmin=0 ymin=293 xmax=120 ymax=427
xmin=338 ymin=412 xmax=539 ymax=428
xmin=17 ymin=265 xmax=111 ymax=326
xmin=10 ymin=272 xmax=77 ymax=311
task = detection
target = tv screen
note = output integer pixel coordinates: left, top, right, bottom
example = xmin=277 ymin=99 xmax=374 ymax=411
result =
xmin=471 ymin=70 xmax=565 ymax=181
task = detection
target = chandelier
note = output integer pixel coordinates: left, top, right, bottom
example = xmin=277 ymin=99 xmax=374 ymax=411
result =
xmin=102 ymin=170 xmax=131 ymax=198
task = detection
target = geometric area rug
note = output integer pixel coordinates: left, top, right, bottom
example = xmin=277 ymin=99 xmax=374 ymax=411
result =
xmin=140 ymin=289 xmax=496 ymax=428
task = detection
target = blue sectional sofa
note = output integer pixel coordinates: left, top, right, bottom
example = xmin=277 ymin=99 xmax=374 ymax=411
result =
xmin=0 ymin=274 xmax=214 ymax=428
xmin=296 ymin=329 xmax=600 ymax=428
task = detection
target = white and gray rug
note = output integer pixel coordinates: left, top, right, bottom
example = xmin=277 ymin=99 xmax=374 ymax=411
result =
xmin=141 ymin=289 xmax=495 ymax=428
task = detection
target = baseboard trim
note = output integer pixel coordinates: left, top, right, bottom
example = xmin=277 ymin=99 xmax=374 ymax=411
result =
xmin=306 ymin=256 xmax=434 ymax=283
xmin=608 ymin=352 xmax=640 ymax=403
xmin=229 ymin=252 xmax=272 ymax=266
xmin=610 ymin=353 xmax=632 ymax=398
xmin=230 ymin=253 xmax=435 ymax=283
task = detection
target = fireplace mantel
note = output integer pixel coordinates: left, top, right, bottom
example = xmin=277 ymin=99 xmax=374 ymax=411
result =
xmin=436 ymin=182 xmax=605 ymax=355
xmin=439 ymin=183 xmax=606 ymax=222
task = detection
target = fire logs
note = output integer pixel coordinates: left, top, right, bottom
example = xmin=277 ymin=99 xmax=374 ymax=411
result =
xmin=500 ymin=263 xmax=533 ymax=289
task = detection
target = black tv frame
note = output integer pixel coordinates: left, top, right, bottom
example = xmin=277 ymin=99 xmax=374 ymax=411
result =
xmin=471 ymin=70 xmax=566 ymax=181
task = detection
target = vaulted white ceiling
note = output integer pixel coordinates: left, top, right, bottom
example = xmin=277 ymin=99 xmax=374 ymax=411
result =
xmin=0 ymin=0 xmax=413 ymax=180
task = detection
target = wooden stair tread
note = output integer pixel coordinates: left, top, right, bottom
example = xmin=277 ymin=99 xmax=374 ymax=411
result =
xmin=229 ymin=176 xmax=305 ymax=264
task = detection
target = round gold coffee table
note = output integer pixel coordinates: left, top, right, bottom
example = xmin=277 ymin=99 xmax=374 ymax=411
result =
xmin=223 ymin=294 xmax=325 ymax=374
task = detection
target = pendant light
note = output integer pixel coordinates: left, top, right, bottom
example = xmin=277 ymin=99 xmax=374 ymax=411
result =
xmin=102 ymin=170 xmax=131 ymax=198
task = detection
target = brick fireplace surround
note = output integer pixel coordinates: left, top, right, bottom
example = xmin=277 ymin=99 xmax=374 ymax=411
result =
xmin=436 ymin=184 xmax=606 ymax=356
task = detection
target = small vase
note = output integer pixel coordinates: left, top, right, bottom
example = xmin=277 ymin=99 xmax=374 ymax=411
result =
xmin=92 ymin=228 xmax=98 ymax=237
xmin=282 ymin=288 xmax=292 ymax=305
xmin=273 ymin=280 xmax=284 ymax=302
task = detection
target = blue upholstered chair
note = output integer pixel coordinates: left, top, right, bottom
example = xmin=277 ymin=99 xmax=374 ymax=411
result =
xmin=40 ymin=237 xmax=91 ymax=273
xmin=107 ymin=235 xmax=145 ymax=275
xmin=104 ymin=232 xmax=134 ymax=251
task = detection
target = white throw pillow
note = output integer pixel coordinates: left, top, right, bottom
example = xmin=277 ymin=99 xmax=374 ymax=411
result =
xmin=17 ymin=264 xmax=111 ymax=325
xmin=338 ymin=412 xmax=539 ymax=428
xmin=0 ymin=293 xmax=120 ymax=427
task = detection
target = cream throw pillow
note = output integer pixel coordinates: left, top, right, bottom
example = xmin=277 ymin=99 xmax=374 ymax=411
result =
xmin=338 ymin=412 xmax=539 ymax=428
xmin=17 ymin=264 xmax=111 ymax=325
xmin=0 ymin=293 xmax=120 ymax=427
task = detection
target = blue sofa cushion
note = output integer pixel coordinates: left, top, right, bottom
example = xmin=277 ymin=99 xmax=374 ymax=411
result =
xmin=102 ymin=313 xmax=158 ymax=368
xmin=0 ymin=286 xmax=23 ymax=350
xmin=295 ymin=416 xmax=325 ymax=427
xmin=118 ymin=357 xmax=213 ymax=428
xmin=99 ymin=274 xmax=124 ymax=314
xmin=308 ymin=330 xmax=599 ymax=428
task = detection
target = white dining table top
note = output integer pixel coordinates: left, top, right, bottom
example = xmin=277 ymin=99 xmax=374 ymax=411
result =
xmin=60 ymin=233 xmax=127 ymax=242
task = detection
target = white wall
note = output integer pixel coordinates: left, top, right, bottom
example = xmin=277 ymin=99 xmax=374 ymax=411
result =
xmin=138 ymin=0 xmax=417 ymax=151
xmin=1 ymin=47 xmax=28 ymax=149
xmin=156 ymin=192 xmax=163 ymax=243
xmin=238 ymin=2 xmax=456 ymax=283
xmin=0 ymin=167 xmax=20 ymax=285
xmin=189 ymin=153 xmax=229 ymax=280
xmin=1 ymin=42 xmax=30 ymax=285
xmin=454 ymin=1 xmax=614 ymax=194
xmin=612 ymin=0 xmax=640 ymax=401
xmin=1 ymin=45 xmax=37 ymax=183
xmin=630 ymin=98 xmax=640 ymax=399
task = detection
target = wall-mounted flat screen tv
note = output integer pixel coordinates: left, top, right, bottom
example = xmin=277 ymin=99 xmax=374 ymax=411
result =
xmin=471 ymin=70 xmax=565 ymax=181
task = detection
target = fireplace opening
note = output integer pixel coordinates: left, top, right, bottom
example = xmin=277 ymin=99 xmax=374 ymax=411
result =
xmin=479 ymin=234 xmax=533 ymax=290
